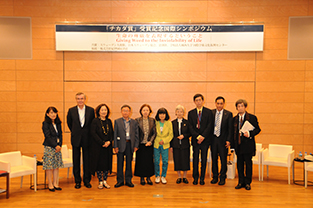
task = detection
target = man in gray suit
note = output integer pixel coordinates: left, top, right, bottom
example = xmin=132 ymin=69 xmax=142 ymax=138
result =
xmin=114 ymin=105 xmax=139 ymax=188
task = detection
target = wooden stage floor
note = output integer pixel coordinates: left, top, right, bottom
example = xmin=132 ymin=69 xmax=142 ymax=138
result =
xmin=1 ymin=162 xmax=313 ymax=208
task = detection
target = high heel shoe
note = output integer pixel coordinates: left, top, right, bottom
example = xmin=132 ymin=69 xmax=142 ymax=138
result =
xmin=49 ymin=187 xmax=55 ymax=192
xmin=54 ymin=186 xmax=62 ymax=191
xmin=146 ymin=177 xmax=153 ymax=185
xmin=140 ymin=177 xmax=145 ymax=185
xmin=103 ymin=181 xmax=111 ymax=189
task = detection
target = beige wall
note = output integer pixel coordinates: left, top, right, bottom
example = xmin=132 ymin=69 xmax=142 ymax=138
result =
xmin=1 ymin=0 xmax=313 ymax=158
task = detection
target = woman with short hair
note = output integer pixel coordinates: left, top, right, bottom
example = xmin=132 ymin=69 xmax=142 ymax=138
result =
xmin=134 ymin=104 xmax=156 ymax=185
xmin=90 ymin=103 xmax=114 ymax=189
xmin=170 ymin=105 xmax=191 ymax=184
xmin=154 ymin=107 xmax=173 ymax=184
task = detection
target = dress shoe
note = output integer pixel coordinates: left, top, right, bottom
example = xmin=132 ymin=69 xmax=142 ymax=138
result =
xmin=74 ymin=183 xmax=81 ymax=189
xmin=114 ymin=182 xmax=124 ymax=188
xmin=48 ymin=188 xmax=55 ymax=192
xmin=245 ymin=184 xmax=251 ymax=190
xmin=125 ymin=182 xmax=134 ymax=187
xmin=211 ymin=178 xmax=218 ymax=184
xmin=218 ymin=179 xmax=225 ymax=186
xmin=235 ymin=183 xmax=245 ymax=189
xmin=146 ymin=177 xmax=153 ymax=185
xmin=84 ymin=183 xmax=92 ymax=188
xmin=176 ymin=178 xmax=182 ymax=184
xmin=54 ymin=186 xmax=62 ymax=191
xmin=200 ymin=180 xmax=205 ymax=185
xmin=140 ymin=178 xmax=145 ymax=185
xmin=193 ymin=179 xmax=198 ymax=185
xmin=182 ymin=178 xmax=189 ymax=184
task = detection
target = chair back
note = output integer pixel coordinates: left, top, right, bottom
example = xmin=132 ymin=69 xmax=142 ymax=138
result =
xmin=62 ymin=145 xmax=69 ymax=159
xmin=256 ymin=143 xmax=262 ymax=152
xmin=0 ymin=151 xmax=22 ymax=167
xmin=269 ymin=144 xmax=293 ymax=158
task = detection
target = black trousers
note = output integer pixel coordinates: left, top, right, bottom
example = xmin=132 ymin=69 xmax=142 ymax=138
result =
xmin=72 ymin=145 xmax=91 ymax=185
xmin=237 ymin=153 xmax=253 ymax=185
xmin=192 ymin=143 xmax=209 ymax=181
xmin=211 ymin=136 xmax=228 ymax=180
xmin=117 ymin=141 xmax=133 ymax=183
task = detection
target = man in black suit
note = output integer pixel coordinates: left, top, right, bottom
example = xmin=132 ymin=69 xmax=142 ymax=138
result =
xmin=114 ymin=105 xmax=139 ymax=188
xmin=210 ymin=96 xmax=233 ymax=186
xmin=232 ymin=99 xmax=261 ymax=191
xmin=67 ymin=92 xmax=95 ymax=189
xmin=188 ymin=94 xmax=213 ymax=185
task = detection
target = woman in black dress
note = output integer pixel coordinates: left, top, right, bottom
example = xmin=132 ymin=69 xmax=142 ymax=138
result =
xmin=134 ymin=104 xmax=156 ymax=185
xmin=90 ymin=104 xmax=113 ymax=189
xmin=170 ymin=105 xmax=191 ymax=184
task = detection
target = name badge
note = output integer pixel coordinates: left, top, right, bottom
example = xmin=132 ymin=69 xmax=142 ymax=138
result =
xmin=117 ymin=137 xmax=120 ymax=140
xmin=126 ymin=132 xmax=129 ymax=137
xmin=196 ymin=124 xmax=199 ymax=128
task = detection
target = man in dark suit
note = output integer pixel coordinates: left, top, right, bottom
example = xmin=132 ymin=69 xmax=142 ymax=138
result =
xmin=67 ymin=92 xmax=95 ymax=189
xmin=210 ymin=96 xmax=233 ymax=186
xmin=114 ymin=105 xmax=139 ymax=188
xmin=232 ymin=99 xmax=261 ymax=190
xmin=188 ymin=94 xmax=213 ymax=185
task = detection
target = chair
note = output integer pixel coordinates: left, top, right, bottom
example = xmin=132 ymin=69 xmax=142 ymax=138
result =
xmin=0 ymin=170 xmax=9 ymax=198
xmin=262 ymin=144 xmax=294 ymax=184
xmin=304 ymin=155 xmax=313 ymax=188
xmin=0 ymin=151 xmax=37 ymax=192
xmin=252 ymin=143 xmax=263 ymax=181
xmin=61 ymin=145 xmax=73 ymax=178
xmin=190 ymin=145 xmax=212 ymax=179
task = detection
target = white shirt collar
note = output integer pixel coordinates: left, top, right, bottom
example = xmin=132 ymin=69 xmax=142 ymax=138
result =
xmin=77 ymin=105 xmax=85 ymax=111
xmin=216 ymin=109 xmax=223 ymax=114
xmin=239 ymin=113 xmax=245 ymax=120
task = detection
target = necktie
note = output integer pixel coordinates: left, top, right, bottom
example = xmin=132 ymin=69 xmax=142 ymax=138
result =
xmin=197 ymin=110 xmax=201 ymax=129
xmin=238 ymin=116 xmax=243 ymax=144
xmin=215 ymin=111 xmax=221 ymax=137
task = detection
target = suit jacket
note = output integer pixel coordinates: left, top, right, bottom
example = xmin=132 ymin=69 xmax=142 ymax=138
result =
xmin=211 ymin=109 xmax=233 ymax=144
xmin=232 ymin=112 xmax=261 ymax=155
xmin=42 ymin=121 xmax=63 ymax=148
xmin=170 ymin=118 xmax=191 ymax=149
xmin=154 ymin=120 xmax=173 ymax=149
xmin=113 ymin=117 xmax=139 ymax=153
xmin=135 ymin=117 xmax=156 ymax=144
xmin=187 ymin=107 xmax=213 ymax=146
xmin=66 ymin=105 xmax=95 ymax=147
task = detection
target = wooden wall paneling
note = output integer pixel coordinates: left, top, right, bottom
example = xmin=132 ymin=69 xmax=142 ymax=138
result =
xmin=256 ymin=60 xmax=306 ymax=71
xmin=111 ymin=1 xmax=208 ymax=22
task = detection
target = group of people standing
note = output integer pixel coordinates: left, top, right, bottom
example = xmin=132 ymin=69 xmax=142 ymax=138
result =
xmin=41 ymin=92 xmax=261 ymax=192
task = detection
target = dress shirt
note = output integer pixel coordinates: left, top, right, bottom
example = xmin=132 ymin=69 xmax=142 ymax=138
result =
xmin=177 ymin=118 xmax=182 ymax=135
xmin=123 ymin=117 xmax=131 ymax=140
xmin=214 ymin=109 xmax=223 ymax=137
xmin=77 ymin=105 xmax=86 ymax=127
xmin=196 ymin=106 xmax=203 ymax=140
xmin=239 ymin=112 xmax=250 ymax=137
